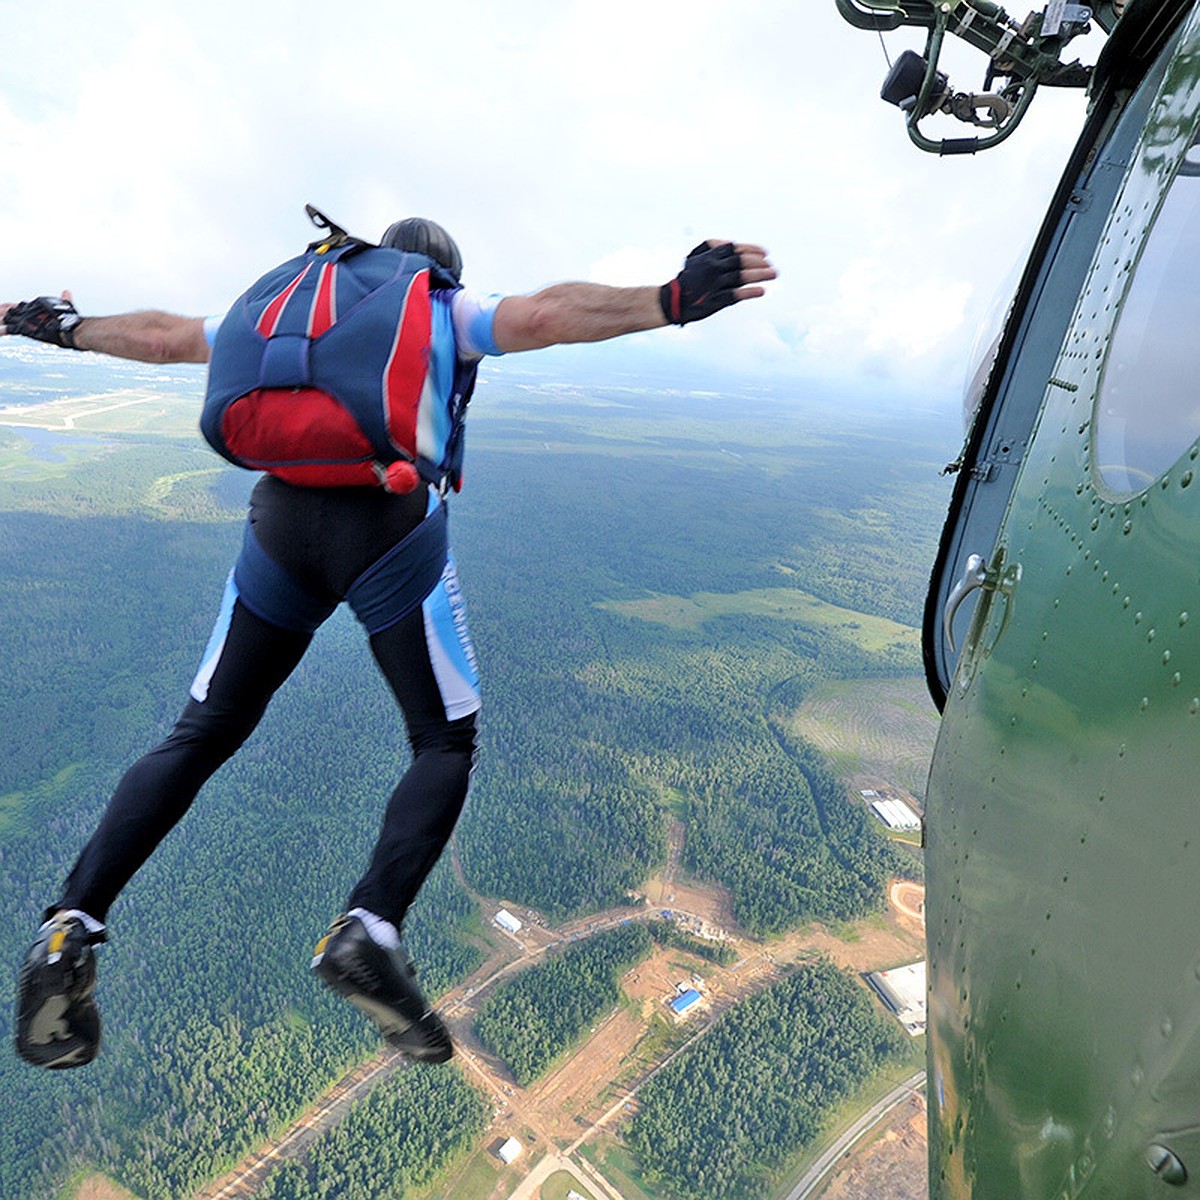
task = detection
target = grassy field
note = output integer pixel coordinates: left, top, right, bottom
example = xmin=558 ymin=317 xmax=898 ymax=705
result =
xmin=579 ymin=1138 xmax=660 ymax=1200
xmin=61 ymin=1173 xmax=140 ymax=1200
xmin=403 ymin=1140 xmax=514 ymax=1200
xmin=0 ymin=763 xmax=86 ymax=834
xmin=541 ymin=1170 xmax=599 ymax=1200
xmin=0 ymin=386 xmax=202 ymax=436
xmin=779 ymin=676 xmax=940 ymax=799
xmin=597 ymin=587 xmax=919 ymax=652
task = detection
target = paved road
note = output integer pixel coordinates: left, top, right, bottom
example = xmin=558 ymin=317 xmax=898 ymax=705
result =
xmin=503 ymin=1153 xmax=625 ymax=1200
xmin=782 ymin=1071 xmax=927 ymax=1200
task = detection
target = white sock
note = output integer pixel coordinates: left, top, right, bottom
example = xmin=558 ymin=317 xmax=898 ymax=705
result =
xmin=46 ymin=909 xmax=106 ymax=937
xmin=348 ymin=907 xmax=401 ymax=950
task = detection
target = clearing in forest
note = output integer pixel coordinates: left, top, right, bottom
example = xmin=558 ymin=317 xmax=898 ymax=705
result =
xmin=69 ymin=1175 xmax=140 ymax=1200
xmin=596 ymin=587 xmax=918 ymax=652
xmin=780 ymin=675 xmax=939 ymax=800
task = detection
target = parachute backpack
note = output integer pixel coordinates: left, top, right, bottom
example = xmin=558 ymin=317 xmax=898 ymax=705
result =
xmin=201 ymin=206 xmax=478 ymax=494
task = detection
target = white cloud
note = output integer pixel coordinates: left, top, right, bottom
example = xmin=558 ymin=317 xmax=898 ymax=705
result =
xmin=803 ymin=256 xmax=974 ymax=367
xmin=0 ymin=0 xmax=1099 ymax=399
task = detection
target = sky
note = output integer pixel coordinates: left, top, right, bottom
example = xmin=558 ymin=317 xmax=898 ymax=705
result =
xmin=0 ymin=1 xmax=1107 ymax=405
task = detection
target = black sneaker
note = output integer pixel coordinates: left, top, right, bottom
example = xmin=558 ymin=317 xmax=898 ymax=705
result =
xmin=311 ymin=915 xmax=453 ymax=1064
xmin=15 ymin=914 xmax=103 ymax=1070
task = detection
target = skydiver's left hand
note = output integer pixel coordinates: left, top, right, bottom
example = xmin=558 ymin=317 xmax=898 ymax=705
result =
xmin=659 ymin=241 xmax=777 ymax=325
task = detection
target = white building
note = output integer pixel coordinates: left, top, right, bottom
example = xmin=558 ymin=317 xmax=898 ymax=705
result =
xmin=867 ymin=961 xmax=927 ymax=1035
xmin=498 ymin=1136 xmax=523 ymax=1164
xmin=870 ymin=798 xmax=921 ymax=832
xmin=495 ymin=908 xmax=523 ymax=934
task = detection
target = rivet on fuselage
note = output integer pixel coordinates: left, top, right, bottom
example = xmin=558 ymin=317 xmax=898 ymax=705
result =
xmin=1146 ymin=1143 xmax=1187 ymax=1186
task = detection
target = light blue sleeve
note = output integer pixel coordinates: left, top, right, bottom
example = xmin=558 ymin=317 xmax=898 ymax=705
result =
xmin=203 ymin=314 xmax=226 ymax=347
xmin=450 ymin=290 xmax=505 ymax=358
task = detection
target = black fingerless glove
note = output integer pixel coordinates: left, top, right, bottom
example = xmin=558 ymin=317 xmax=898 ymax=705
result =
xmin=4 ymin=296 xmax=85 ymax=349
xmin=659 ymin=242 xmax=742 ymax=326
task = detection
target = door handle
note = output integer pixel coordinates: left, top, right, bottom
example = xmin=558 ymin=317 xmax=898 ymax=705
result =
xmin=944 ymin=553 xmax=988 ymax=654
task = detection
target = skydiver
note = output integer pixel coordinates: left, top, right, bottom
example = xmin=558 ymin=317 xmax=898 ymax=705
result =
xmin=2 ymin=221 xmax=776 ymax=1070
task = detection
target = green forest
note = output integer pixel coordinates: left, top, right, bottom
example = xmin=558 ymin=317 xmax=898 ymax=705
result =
xmin=474 ymin=922 xmax=653 ymax=1085
xmin=255 ymin=1066 xmax=488 ymax=1200
xmin=647 ymin=919 xmax=739 ymax=965
xmin=627 ymin=959 xmax=909 ymax=1200
xmin=0 ymin=344 xmax=951 ymax=1199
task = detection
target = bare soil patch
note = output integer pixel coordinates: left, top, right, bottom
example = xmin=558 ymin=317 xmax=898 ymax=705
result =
xmin=891 ymin=881 xmax=926 ymax=938
xmin=623 ymin=946 xmax=692 ymax=1011
xmin=767 ymin=887 xmax=926 ymax=976
xmin=643 ymin=875 xmax=735 ymax=930
xmin=72 ymin=1176 xmax=140 ymax=1200
xmin=817 ymin=1092 xmax=928 ymax=1200
xmin=531 ymin=1005 xmax=644 ymax=1132
xmin=521 ymin=947 xmax=700 ymax=1143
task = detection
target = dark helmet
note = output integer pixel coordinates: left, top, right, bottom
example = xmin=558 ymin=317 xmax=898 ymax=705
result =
xmin=380 ymin=217 xmax=463 ymax=284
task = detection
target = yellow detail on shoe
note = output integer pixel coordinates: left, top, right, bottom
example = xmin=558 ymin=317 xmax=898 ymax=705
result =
xmin=48 ymin=929 xmax=67 ymax=957
xmin=313 ymin=934 xmax=331 ymax=956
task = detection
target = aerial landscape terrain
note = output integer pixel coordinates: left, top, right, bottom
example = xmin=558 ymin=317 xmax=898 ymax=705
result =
xmin=0 ymin=342 xmax=953 ymax=1199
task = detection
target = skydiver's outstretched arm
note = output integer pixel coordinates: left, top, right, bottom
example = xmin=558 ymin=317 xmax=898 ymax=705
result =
xmin=492 ymin=241 xmax=776 ymax=353
xmin=1 ymin=293 xmax=210 ymax=364
xmin=72 ymin=311 xmax=211 ymax=364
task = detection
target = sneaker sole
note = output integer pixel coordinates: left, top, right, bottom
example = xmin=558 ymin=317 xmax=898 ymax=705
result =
xmin=312 ymin=955 xmax=453 ymax=1064
xmin=16 ymin=970 xmax=101 ymax=1070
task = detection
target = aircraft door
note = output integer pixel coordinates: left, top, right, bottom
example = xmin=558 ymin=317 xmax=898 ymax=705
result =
xmin=924 ymin=49 xmax=1170 ymax=710
xmin=926 ymin=10 xmax=1200 ymax=1198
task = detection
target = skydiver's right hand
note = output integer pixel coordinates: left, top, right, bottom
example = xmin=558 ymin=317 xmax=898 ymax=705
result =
xmin=2 ymin=291 xmax=85 ymax=349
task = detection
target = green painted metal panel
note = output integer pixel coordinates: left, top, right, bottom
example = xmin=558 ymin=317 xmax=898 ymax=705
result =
xmin=927 ymin=9 xmax=1200 ymax=1198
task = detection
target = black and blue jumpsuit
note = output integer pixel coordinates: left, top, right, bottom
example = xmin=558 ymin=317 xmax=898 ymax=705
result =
xmin=54 ymin=289 xmax=501 ymax=932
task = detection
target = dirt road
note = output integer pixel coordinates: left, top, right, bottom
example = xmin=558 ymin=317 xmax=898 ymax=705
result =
xmin=192 ymin=876 xmax=926 ymax=1200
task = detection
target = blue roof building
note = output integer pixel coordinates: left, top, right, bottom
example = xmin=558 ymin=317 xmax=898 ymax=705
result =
xmin=669 ymin=988 xmax=702 ymax=1016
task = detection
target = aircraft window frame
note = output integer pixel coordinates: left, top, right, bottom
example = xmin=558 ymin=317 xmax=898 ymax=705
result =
xmin=920 ymin=61 xmax=1168 ymax=708
xmin=1091 ymin=107 xmax=1200 ymax=499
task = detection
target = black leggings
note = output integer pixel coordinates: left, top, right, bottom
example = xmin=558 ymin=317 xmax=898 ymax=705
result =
xmin=57 ymin=478 xmax=478 ymax=930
